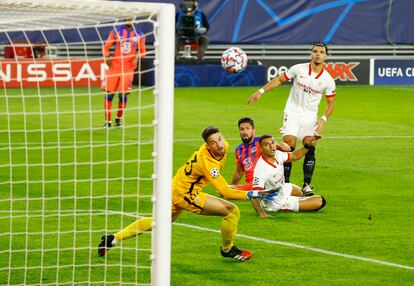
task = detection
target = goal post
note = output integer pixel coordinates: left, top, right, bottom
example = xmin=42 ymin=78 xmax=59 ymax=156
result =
xmin=0 ymin=0 xmax=175 ymax=285
xmin=151 ymin=4 xmax=174 ymax=286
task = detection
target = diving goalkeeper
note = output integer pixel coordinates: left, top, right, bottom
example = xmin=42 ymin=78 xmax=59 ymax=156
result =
xmin=98 ymin=126 xmax=276 ymax=261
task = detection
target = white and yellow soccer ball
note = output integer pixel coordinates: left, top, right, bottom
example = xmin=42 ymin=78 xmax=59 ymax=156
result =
xmin=221 ymin=47 xmax=248 ymax=74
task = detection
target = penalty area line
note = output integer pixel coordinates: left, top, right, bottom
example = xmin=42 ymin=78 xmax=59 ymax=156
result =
xmin=104 ymin=210 xmax=414 ymax=271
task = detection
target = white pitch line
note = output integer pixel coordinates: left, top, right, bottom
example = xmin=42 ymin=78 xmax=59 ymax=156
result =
xmin=105 ymin=210 xmax=414 ymax=271
xmin=3 ymin=208 xmax=413 ymax=270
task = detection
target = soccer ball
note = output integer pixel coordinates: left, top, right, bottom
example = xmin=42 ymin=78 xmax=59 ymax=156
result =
xmin=221 ymin=47 xmax=248 ymax=74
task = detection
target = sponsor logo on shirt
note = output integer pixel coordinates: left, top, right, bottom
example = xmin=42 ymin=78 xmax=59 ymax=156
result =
xmin=296 ymin=80 xmax=322 ymax=94
xmin=243 ymin=157 xmax=252 ymax=171
xmin=271 ymin=174 xmax=285 ymax=187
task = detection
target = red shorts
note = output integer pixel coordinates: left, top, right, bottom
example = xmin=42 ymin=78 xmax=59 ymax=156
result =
xmin=101 ymin=68 xmax=134 ymax=93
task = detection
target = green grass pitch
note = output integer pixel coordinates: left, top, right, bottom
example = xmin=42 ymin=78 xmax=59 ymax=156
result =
xmin=0 ymin=85 xmax=413 ymax=285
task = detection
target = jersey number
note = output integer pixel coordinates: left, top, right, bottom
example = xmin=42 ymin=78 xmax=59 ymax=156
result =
xmin=184 ymin=154 xmax=197 ymax=176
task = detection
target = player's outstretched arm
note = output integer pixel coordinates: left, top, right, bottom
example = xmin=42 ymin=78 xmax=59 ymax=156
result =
xmin=247 ymin=74 xmax=287 ymax=104
xmin=288 ymin=143 xmax=316 ymax=162
xmin=208 ymin=171 xmax=249 ymax=200
xmin=276 ymin=141 xmax=291 ymax=152
xmin=231 ymin=164 xmax=244 ymax=186
xmin=251 ymin=198 xmax=272 ymax=218
xmin=315 ymin=96 xmax=335 ymax=137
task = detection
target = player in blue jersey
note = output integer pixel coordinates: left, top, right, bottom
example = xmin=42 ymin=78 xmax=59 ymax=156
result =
xmin=231 ymin=117 xmax=290 ymax=190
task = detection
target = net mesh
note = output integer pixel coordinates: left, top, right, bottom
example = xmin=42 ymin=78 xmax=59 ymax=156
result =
xmin=0 ymin=0 xmax=170 ymax=285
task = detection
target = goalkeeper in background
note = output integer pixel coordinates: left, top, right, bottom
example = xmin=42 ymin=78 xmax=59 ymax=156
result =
xmin=101 ymin=17 xmax=146 ymax=128
xmin=98 ymin=126 xmax=275 ymax=262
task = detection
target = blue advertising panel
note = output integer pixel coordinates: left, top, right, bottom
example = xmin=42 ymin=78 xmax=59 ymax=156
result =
xmin=373 ymin=60 xmax=414 ymax=85
xmin=174 ymin=64 xmax=265 ymax=87
xmin=139 ymin=61 xmax=265 ymax=87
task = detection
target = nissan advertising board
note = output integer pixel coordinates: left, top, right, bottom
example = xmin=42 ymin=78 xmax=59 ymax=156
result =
xmin=0 ymin=59 xmax=106 ymax=88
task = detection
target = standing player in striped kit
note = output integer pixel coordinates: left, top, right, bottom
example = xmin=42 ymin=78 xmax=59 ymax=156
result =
xmin=101 ymin=17 xmax=146 ymax=127
xmin=248 ymin=42 xmax=336 ymax=195
xmin=231 ymin=117 xmax=290 ymax=190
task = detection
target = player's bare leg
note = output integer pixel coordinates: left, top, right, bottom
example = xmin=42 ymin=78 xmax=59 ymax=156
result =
xmin=291 ymin=184 xmax=304 ymax=197
xmin=302 ymin=135 xmax=317 ymax=195
xmin=283 ymin=135 xmax=297 ymax=183
xmin=202 ymin=195 xmax=252 ymax=262
xmin=298 ymin=195 xmax=326 ymax=211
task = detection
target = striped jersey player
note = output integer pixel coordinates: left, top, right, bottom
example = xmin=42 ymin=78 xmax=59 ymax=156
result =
xmin=231 ymin=117 xmax=290 ymax=190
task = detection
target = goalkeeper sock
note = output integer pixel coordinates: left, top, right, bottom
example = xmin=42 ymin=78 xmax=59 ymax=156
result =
xmin=104 ymin=93 xmax=114 ymax=122
xmin=303 ymin=147 xmax=316 ymax=186
xmin=114 ymin=217 xmax=153 ymax=242
xmin=221 ymin=206 xmax=240 ymax=250
xmin=117 ymin=93 xmax=128 ymax=119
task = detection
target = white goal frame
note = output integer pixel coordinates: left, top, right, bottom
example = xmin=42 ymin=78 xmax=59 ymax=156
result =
xmin=0 ymin=0 xmax=175 ymax=285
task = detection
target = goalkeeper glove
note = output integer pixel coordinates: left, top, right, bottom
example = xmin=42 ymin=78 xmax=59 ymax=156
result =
xmin=247 ymin=188 xmax=279 ymax=201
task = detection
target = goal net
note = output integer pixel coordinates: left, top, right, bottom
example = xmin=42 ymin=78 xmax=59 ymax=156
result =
xmin=0 ymin=0 xmax=174 ymax=285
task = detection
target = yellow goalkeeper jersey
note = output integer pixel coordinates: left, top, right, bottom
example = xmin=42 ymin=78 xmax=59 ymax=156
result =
xmin=172 ymin=141 xmax=247 ymax=200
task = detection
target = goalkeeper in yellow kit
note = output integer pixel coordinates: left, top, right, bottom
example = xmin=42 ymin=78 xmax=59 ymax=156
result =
xmin=98 ymin=126 xmax=275 ymax=261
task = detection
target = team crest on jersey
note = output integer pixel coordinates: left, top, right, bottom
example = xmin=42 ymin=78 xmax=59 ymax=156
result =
xmin=243 ymin=157 xmax=253 ymax=171
xmin=122 ymin=42 xmax=131 ymax=53
xmin=210 ymin=168 xmax=220 ymax=178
